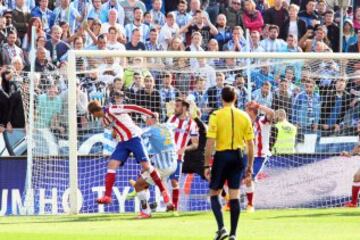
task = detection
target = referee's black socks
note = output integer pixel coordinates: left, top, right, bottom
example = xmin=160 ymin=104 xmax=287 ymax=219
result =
xmin=229 ymin=199 xmax=240 ymax=236
xmin=210 ymin=195 xmax=224 ymax=230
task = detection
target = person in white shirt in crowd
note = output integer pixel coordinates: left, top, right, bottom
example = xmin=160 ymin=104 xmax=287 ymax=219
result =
xmin=101 ymin=8 xmax=126 ymax=42
xmin=195 ymin=58 xmax=216 ymax=89
xmin=125 ymin=7 xmax=150 ymax=43
xmin=252 ymin=81 xmax=273 ymax=109
xmin=99 ymin=0 xmax=125 ymax=25
xmin=185 ymin=31 xmax=204 ymax=68
xmin=159 ymin=12 xmax=179 ymax=50
xmin=260 ymin=24 xmax=287 ymax=52
xmin=150 ymin=0 xmax=165 ymax=29
xmin=107 ymin=26 xmax=125 ymax=51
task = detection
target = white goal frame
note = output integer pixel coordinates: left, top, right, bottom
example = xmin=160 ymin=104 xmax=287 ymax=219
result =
xmin=66 ymin=50 xmax=360 ymax=214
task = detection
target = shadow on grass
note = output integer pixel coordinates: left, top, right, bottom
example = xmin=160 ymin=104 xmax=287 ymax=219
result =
xmin=0 ymin=211 xmax=208 ymax=225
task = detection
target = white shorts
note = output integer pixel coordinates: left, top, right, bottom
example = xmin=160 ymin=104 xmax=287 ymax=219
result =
xmin=143 ymin=163 xmax=177 ymax=185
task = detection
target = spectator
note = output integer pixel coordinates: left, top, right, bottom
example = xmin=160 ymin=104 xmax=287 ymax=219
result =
xmin=124 ymin=7 xmax=150 ymax=42
xmin=280 ymin=4 xmax=306 ymax=41
xmin=125 ymin=28 xmax=146 ymax=50
xmin=264 ymin=0 xmax=288 ymax=31
xmin=100 ymin=8 xmax=126 ymax=40
xmin=22 ymin=17 xmax=45 ymax=52
xmin=299 ymin=24 xmax=331 ymax=52
xmin=205 ymin=72 xmax=225 ymax=113
xmin=323 ymin=10 xmax=339 ymax=52
xmin=282 ymin=34 xmax=303 ymax=53
xmin=12 ymin=0 xmax=31 ymax=42
xmin=52 ymin=0 xmax=82 ymax=34
xmin=320 ymin=78 xmax=352 ymax=134
xmin=242 ymin=0 xmax=264 ymax=33
xmin=180 ymin=9 xmax=218 ymax=48
xmin=251 ymin=64 xmax=275 ymax=89
xmin=107 ymin=77 xmax=127 ymax=104
xmin=106 ymin=27 xmax=125 ymax=51
xmin=145 ymin=28 xmax=162 ymax=50
xmin=260 ymin=24 xmax=286 ymax=52
xmin=186 ymin=31 xmax=204 ymax=67
xmin=172 ymin=57 xmax=192 ymax=93
xmin=159 ymin=72 xmax=180 ymax=116
xmin=195 ymin=58 xmax=216 ymax=89
xmin=0 ymin=16 xmax=7 ymax=44
xmin=81 ymin=71 xmax=107 ymax=101
xmin=35 ymin=46 xmax=56 ymax=72
xmin=1 ymin=31 xmax=26 ymax=66
xmin=158 ymin=12 xmax=179 ymax=50
xmin=120 ymin=0 xmax=146 ymax=25
xmin=348 ymin=28 xmax=360 ymax=52
xmin=3 ymin=10 xmax=17 ymax=37
xmin=143 ymin=11 xmax=156 ymax=30
xmin=36 ymin=35 xmax=50 ymax=59
xmin=59 ymin=21 xmax=71 ymax=43
xmin=31 ymin=0 xmax=53 ymax=33
xmin=222 ymin=25 xmax=246 ymax=51
xmin=187 ymin=76 xmax=207 ymax=110
xmin=220 ymin=0 xmax=243 ymax=29
xmin=87 ymin=0 xmax=102 ymax=21
xmin=189 ymin=0 xmax=209 ymax=19
xmin=127 ymin=72 xmax=144 ymax=102
xmin=272 ymin=78 xmax=293 ymax=118
xmin=172 ymin=0 xmax=192 ymax=29
xmin=248 ymin=30 xmax=264 ymax=53
xmin=252 ymin=81 xmax=273 ymax=108
xmin=234 ymin=73 xmax=249 ymax=110
xmin=123 ymin=57 xmax=151 ymax=87
xmin=353 ymin=7 xmax=360 ymax=31
xmin=150 ymin=0 xmax=166 ymax=28
xmin=45 ymin=25 xmax=70 ymax=66
xmin=136 ymin=75 xmax=161 ymax=114
xmin=207 ymin=39 xmax=224 ymax=67
xmin=292 ymin=79 xmax=321 ymax=133
xmin=298 ymin=0 xmax=320 ymax=28
xmin=213 ymin=14 xmax=232 ymax=50
xmin=84 ymin=19 xmax=101 ymax=47
xmin=316 ymin=0 xmax=328 ymax=23
xmin=343 ymin=20 xmax=358 ymax=52
xmin=7 ymin=0 xmax=35 ymax=12
xmin=100 ymin=0 xmax=125 ymax=25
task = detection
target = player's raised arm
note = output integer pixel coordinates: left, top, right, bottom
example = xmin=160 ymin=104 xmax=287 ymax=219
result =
xmin=122 ymin=104 xmax=155 ymax=117
xmin=247 ymin=101 xmax=275 ymax=122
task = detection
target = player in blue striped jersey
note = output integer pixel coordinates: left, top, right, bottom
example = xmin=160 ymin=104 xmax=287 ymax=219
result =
xmin=131 ymin=114 xmax=177 ymax=218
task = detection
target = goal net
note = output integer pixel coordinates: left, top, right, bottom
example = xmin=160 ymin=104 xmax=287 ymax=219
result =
xmin=20 ymin=51 xmax=360 ymax=215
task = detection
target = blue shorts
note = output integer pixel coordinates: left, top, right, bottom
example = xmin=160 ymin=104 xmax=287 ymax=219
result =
xmin=169 ymin=160 xmax=183 ymax=181
xmin=252 ymin=157 xmax=268 ymax=179
xmin=210 ymin=150 xmax=246 ymax=190
xmin=111 ymin=137 xmax=149 ymax=166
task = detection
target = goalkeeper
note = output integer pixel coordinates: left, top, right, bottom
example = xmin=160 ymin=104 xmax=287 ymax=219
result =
xmin=129 ymin=113 xmax=177 ymax=218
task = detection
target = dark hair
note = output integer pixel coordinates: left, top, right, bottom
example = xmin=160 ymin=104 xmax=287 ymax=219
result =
xmin=133 ymin=7 xmax=141 ymax=13
xmin=178 ymin=0 xmax=187 ymax=5
xmin=268 ymin=24 xmax=280 ymax=33
xmin=150 ymin=28 xmax=158 ymax=33
xmin=108 ymin=26 xmax=117 ymax=33
xmin=175 ymin=98 xmax=190 ymax=109
xmin=144 ymin=11 xmax=151 ymax=17
xmin=221 ymin=86 xmax=236 ymax=103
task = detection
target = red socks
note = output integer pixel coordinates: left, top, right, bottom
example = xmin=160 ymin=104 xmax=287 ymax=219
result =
xmin=351 ymin=185 xmax=360 ymax=205
xmin=150 ymin=169 xmax=166 ymax=193
xmin=105 ymin=172 xmax=115 ymax=197
xmin=172 ymin=189 xmax=180 ymax=210
xmin=246 ymin=192 xmax=254 ymax=206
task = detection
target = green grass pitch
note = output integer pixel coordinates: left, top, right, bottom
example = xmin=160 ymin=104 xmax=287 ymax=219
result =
xmin=1 ymin=208 xmax=360 ymax=240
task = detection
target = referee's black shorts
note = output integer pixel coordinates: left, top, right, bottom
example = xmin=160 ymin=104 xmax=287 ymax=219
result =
xmin=209 ymin=150 xmax=246 ymax=190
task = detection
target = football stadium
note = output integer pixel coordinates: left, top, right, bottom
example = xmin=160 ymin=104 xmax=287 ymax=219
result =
xmin=1 ymin=0 xmax=360 ymax=239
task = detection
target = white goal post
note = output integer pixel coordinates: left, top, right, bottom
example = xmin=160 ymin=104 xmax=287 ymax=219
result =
xmin=59 ymin=50 xmax=360 ymax=214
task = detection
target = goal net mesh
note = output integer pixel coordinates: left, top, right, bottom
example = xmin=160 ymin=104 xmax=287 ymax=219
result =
xmin=20 ymin=53 xmax=360 ymax=214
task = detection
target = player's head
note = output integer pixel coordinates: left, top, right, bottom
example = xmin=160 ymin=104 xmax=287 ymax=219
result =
xmin=88 ymin=100 xmax=103 ymax=118
xmin=175 ymin=98 xmax=190 ymax=117
xmin=221 ymin=85 xmax=237 ymax=104
xmin=245 ymin=101 xmax=259 ymax=121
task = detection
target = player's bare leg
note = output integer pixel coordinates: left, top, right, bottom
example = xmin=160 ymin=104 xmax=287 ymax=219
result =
xmin=210 ymin=189 xmax=228 ymax=240
xmin=97 ymin=160 xmax=121 ymax=204
xmin=133 ymin=178 xmax=152 ymax=218
xmin=170 ymin=179 xmax=180 ymax=214
xmin=345 ymin=172 xmax=360 ymax=208
xmin=140 ymin=161 xmax=171 ymax=205
xmin=244 ymin=177 xmax=255 ymax=212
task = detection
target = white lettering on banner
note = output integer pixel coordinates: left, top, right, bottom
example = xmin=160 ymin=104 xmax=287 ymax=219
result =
xmin=256 ymin=156 xmax=360 ymax=208
xmin=39 ymin=188 xmax=58 ymax=214
xmin=92 ymin=186 xmax=105 ymax=213
xmin=113 ymin=186 xmax=131 ymax=213
xmin=62 ymin=188 xmax=83 ymax=213
xmin=12 ymin=189 xmax=34 ymax=215
xmin=0 ymin=189 xmax=8 ymax=215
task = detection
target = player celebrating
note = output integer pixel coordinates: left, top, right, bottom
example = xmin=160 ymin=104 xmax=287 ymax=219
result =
xmin=167 ymin=98 xmax=199 ymax=213
xmin=87 ymin=101 xmax=171 ymax=205
xmin=244 ymin=101 xmax=275 ymax=212
xmin=130 ymin=114 xmax=177 ymax=218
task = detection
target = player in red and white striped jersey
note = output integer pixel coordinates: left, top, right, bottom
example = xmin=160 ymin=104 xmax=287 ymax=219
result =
xmin=167 ymin=98 xmax=199 ymax=212
xmin=244 ymin=101 xmax=275 ymax=212
xmin=88 ymin=100 xmax=173 ymax=209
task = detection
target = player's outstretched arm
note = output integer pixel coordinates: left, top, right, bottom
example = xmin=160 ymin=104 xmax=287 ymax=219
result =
xmin=122 ymin=104 xmax=155 ymax=117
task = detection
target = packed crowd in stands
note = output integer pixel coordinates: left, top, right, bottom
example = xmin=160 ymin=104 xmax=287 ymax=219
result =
xmin=0 ymin=0 xmax=360 ymax=147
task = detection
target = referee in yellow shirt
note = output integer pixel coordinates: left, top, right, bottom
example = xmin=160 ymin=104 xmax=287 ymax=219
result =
xmin=204 ymin=86 xmax=255 ymax=240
